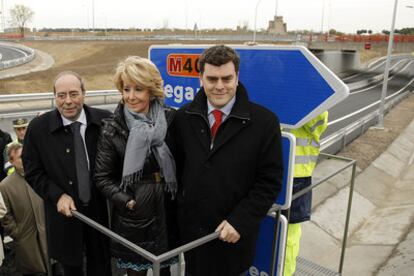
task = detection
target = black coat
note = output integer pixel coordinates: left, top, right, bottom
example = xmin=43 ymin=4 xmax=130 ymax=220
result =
xmin=94 ymin=103 xmax=176 ymax=263
xmin=0 ymin=129 xmax=12 ymax=181
xmin=170 ymin=83 xmax=283 ymax=276
xmin=22 ymin=105 xmax=112 ymax=266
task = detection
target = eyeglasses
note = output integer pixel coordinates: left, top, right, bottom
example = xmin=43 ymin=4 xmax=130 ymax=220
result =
xmin=55 ymin=91 xmax=82 ymax=100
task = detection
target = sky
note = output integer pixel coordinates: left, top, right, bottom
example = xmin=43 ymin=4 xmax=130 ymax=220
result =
xmin=1 ymin=0 xmax=414 ymax=34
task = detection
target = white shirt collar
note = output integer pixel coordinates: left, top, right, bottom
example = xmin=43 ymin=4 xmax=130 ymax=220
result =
xmin=61 ymin=108 xmax=87 ymax=126
xmin=207 ymin=95 xmax=236 ymax=117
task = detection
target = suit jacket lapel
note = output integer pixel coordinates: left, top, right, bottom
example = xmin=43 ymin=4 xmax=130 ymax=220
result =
xmin=187 ymin=111 xmax=211 ymax=154
xmin=208 ymin=117 xmax=251 ymax=157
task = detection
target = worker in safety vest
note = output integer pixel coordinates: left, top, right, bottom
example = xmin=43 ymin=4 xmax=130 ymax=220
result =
xmin=283 ymin=111 xmax=328 ymax=276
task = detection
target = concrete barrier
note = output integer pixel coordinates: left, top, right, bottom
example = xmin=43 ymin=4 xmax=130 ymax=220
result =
xmin=0 ymin=42 xmax=36 ymax=70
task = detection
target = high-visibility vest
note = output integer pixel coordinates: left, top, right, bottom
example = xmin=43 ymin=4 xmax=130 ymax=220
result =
xmin=285 ymin=111 xmax=328 ymax=178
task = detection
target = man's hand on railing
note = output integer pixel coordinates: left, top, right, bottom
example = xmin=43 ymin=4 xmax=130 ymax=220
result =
xmin=216 ymin=220 xmax=240 ymax=243
xmin=57 ymin=193 xmax=77 ymax=217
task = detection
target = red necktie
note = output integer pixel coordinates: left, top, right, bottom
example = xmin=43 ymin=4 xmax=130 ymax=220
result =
xmin=211 ymin=109 xmax=223 ymax=139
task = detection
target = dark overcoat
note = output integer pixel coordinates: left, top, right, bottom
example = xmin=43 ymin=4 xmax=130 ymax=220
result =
xmin=22 ymin=105 xmax=111 ymax=266
xmin=170 ymin=83 xmax=283 ymax=275
xmin=0 ymin=129 xmax=12 ymax=181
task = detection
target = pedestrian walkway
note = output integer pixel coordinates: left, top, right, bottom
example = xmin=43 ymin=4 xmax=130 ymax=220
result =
xmin=298 ymin=110 xmax=414 ymax=275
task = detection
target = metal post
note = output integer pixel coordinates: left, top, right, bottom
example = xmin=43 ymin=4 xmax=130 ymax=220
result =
xmin=338 ymin=161 xmax=357 ymax=273
xmin=153 ymin=261 xmax=161 ymax=276
xmin=275 ymin=0 xmax=278 ymax=16
xmin=184 ymin=0 xmax=188 ymax=33
xmin=270 ymin=209 xmax=282 ymax=276
xmin=92 ymin=0 xmax=95 ymax=33
xmin=253 ymin=0 xmax=262 ymax=43
xmin=47 ymin=259 xmax=53 ymax=276
xmin=320 ymin=0 xmax=325 ymax=36
xmin=0 ymin=0 xmax=4 ymax=33
xmin=378 ymin=0 xmax=398 ymax=128
xmin=341 ymin=129 xmax=347 ymax=149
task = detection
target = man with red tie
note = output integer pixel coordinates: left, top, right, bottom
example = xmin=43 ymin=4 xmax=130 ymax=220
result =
xmin=170 ymin=45 xmax=284 ymax=276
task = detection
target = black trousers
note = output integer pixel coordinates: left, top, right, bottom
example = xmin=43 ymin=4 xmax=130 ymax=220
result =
xmin=62 ymin=208 xmax=111 ymax=276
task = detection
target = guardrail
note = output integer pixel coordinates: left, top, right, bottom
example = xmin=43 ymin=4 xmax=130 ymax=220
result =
xmin=0 ymin=90 xmax=121 ymax=118
xmin=25 ymin=34 xmax=298 ymax=42
xmin=321 ymin=87 xmax=414 ymax=153
xmin=0 ymin=43 xmax=36 ymax=70
xmin=0 ymin=89 xmax=120 ymax=104
xmin=347 ymin=58 xmax=413 ymax=91
xmin=0 ymin=86 xmax=412 ymax=154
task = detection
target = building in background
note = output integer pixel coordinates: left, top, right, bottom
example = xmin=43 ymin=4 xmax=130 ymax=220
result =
xmin=268 ymin=16 xmax=287 ymax=35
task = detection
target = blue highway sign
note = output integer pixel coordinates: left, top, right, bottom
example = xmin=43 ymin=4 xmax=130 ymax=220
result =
xmin=249 ymin=213 xmax=288 ymax=276
xmin=149 ymin=44 xmax=349 ymax=274
xmin=277 ymin=132 xmax=295 ymax=209
xmin=149 ymin=45 xmax=349 ymax=128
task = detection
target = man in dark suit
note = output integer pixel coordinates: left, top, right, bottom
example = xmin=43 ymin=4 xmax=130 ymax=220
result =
xmin=170 ymin=45 xmax=284 ymax=275
xmin=22 ymin=71 xmax=112 ymax=276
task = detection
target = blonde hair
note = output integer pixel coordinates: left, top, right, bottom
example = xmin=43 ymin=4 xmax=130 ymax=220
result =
xmin=114 ymin=56 xmax=164 ymax=100
xmin=7 ymin=142 xmax=23 ymax=161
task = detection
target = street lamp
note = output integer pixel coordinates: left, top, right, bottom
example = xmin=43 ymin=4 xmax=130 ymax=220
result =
xmin=0 ymin=0 xmax=5 ymax=33
xmin=377 ymin=0 xmax=398 ymax=129
xmin=321 ymin=0 xmax=325 ymax=35
xmin=253 ymin=0 xmax=263 ymax=43
xmin=92 ymin=0 xmax=95 ymax=33
xmin=184 ymin=0 xmax=188 ymax=33
xmin=275 ymin=0 xmax=278 ymax=16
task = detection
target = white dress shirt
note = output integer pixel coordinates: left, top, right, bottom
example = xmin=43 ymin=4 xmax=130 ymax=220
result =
xmin=207 ymin=96 xmax=236 ymax=128
xmin=61 ymin=109 xmax=90 ymax=168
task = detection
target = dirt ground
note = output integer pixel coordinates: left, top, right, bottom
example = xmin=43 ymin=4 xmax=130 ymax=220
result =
xmin=0 ymin=40 xmax=250 ymax=93
xmin=0 ymin=40 xmax=381 ymax=94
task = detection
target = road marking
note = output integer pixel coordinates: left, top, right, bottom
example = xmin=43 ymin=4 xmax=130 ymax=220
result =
xmin=328 ymin=63 xmax=414 ymax=126
xmin=351 ymin=59 xmax=414 ymax=94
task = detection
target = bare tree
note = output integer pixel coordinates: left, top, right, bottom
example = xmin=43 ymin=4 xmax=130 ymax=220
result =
xmin=9 ymin=4 xmax=34 ymax=38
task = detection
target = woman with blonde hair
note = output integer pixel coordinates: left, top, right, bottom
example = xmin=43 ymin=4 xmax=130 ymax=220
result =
xmin=95 ymin=56 xmax=177 ymax=276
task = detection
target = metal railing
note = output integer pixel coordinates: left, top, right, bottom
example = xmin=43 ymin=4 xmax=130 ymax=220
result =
xmin=0 ymin=90 xmax=120 ymax=105
xmin=0 ymin=90 xmax=121 ymax=118
xmin=72 ymin=210 xmax=219 ymax=276
xmin=289 ymin=153 xmax=357 ymax=275
xmin=65 ymin=152 xmax=356 ymax=276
